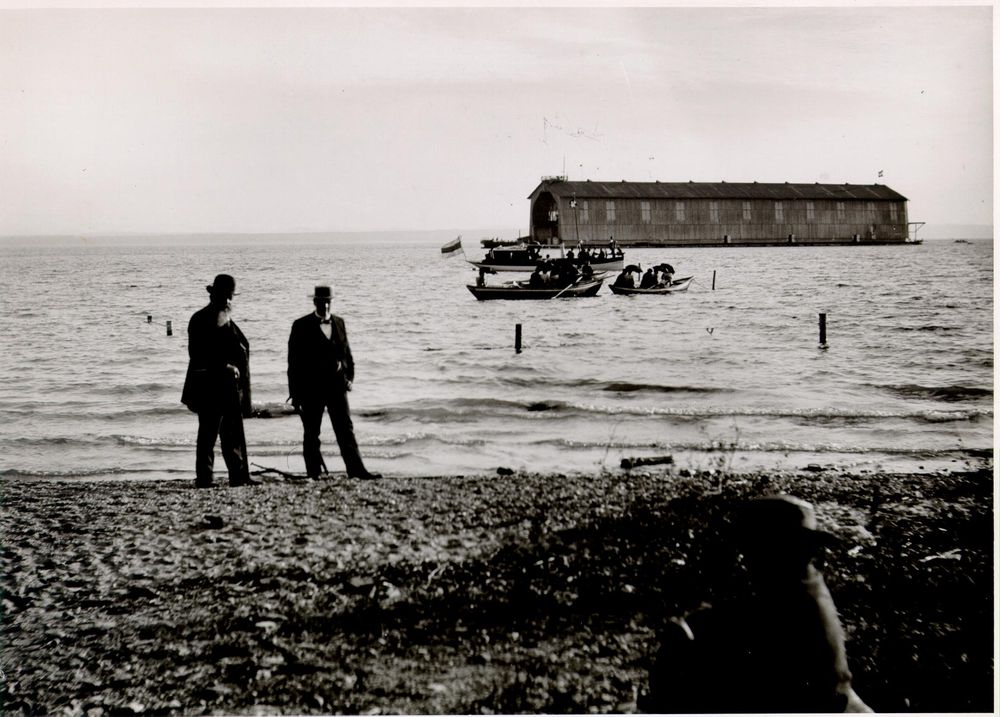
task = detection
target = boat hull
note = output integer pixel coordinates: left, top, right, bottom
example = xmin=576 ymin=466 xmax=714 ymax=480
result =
xmin=467 ymin=279 xmax=605 ymax=300
xmin=609 ymin=276 xmax=693 ymax=295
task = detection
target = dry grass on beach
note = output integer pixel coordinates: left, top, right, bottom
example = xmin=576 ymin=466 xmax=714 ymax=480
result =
xmin=1 ymin=463 xmax=994 ymax=715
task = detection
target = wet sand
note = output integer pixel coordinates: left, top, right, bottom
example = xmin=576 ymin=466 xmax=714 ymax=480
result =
xmin=1 ymin=464 xmax=994 ymax=715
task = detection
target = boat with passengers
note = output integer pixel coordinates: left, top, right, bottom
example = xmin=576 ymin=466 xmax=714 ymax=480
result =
xmin=466 ymin=242 xmax=625 ymax=273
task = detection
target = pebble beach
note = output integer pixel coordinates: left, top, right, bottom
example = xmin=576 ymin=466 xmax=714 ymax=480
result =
xmin=1 ymin=462 xmax=994 ymax=715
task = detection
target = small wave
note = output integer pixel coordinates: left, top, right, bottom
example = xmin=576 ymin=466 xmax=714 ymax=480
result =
xmin=112 ymin=434 xmax=193 ymax=448
xmin=107 ymin=382 xmax=175 ymax=396
xmin=0 ymin=405 xmax=188 ymax=420
xmin=364 ymin=432 xmax=486 ymax=448
xmin=874 ymin=383 xmax=993 ymax=403
xmin=601 ymin=382 xmax=726 ymax=394
xmin=496 ymin=375 xmax=729 ymax=394
xmin=381 ymin=397 xmax=991 ymax=424
xmin=894 ymin=325 xmax=960 ymax=333
xmin=0 ymin=436 xmax=94 ymax=447
xmin=0 ymin=467 xmax=187 ymax=479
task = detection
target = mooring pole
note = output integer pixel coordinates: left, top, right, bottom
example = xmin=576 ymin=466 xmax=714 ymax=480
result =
xmin=147 ymin=314 xmax=152 ymax=324
xmin=515 ymin=323 xmax=522 ymax=353
xmin=166 ymin=320 xmax=173 ymax=337
xmin=818 ymin=313 xmax=827 ymax=348
xmin=712 ymin=270 xmax=717 ymax=290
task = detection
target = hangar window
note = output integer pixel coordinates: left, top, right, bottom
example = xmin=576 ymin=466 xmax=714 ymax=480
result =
xmin=743 ymin=201 xmax=752 ymax=221
xmin=581 ymin=201 xmax=589 ymax=222
xmin=774 ymin=202 xmax=784 ymax=222
xmin=606 ymin=201 xmax=616 ymax=222
xmin=641 ymin=201 xmax=651 ymax=223
xmin=806 ymin=202 xmax=815 ymax=221
xmin=837 ymin=202 xmax=846 ymax=220
xmin=675 ymin=202 xmax=686 ymax=222
xmin=709 ymin=202 xmax=719 ymax=223
xmin=889 ymin=204 xmax=897 ymax=221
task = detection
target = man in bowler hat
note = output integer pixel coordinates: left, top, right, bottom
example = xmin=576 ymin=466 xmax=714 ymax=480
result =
xmin=181 ymin=274 xmax=256 ymax=488
xmin=287 ymin=285 xmax=381 ymax=480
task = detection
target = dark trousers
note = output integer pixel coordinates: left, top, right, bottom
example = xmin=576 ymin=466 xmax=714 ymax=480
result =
xmin=299 ymin=391 xmax=366 ymax=477
xmin=195 ymin=409 xmax=250 ymax=485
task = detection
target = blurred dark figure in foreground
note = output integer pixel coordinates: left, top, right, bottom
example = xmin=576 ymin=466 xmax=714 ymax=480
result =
xmin=181 ymin=274 xmax=256 ymax=488
xmin=642 ymin=495 xmax=872 ymax=713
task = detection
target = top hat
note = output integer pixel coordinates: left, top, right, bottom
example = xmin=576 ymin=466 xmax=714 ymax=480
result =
xmin=206 ymin=274 xmax=237 ymax=296
xmin=310 ymin=285 xmax=333 ymax=300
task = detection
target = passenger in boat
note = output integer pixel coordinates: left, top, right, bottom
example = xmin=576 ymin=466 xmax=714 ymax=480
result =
xmin=581 ymin=261 xmax=594 ymax=280
xmin=613 ymin=269 xmax=635 ymax=289
xmin=640 ymin=268 xmax=658 ymax=289
xmin=566 ymin=248 xmax=575 ymax=260
xmin=529 ymin=268 xmax=544 ymax=289
xmin=657 ymin=265 xmax=675 ymax=287
xmin=551 ymin=259 xmax=578 ymax=287
xmin=597 ymin=248 xmax=607 ymax=260
xmin=642 ymin=496 xmax=871 ymax=714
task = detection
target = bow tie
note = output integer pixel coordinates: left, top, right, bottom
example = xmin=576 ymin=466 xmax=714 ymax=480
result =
xmin=319 ymin=318 xmax=331 ymax=324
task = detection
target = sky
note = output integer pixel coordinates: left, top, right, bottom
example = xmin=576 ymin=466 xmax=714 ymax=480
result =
xmin=0 ymin=4 xmax=994 ymax=236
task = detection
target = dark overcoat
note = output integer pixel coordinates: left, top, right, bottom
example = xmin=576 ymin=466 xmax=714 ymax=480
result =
xmin=181 ymin=304 xmax=252 ymax=416
xmin=287 ymin=313 xmax=354 ymax=403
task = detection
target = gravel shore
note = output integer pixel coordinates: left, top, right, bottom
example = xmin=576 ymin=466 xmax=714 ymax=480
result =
xmin=1 ymin=464 xmax=994 ymax=715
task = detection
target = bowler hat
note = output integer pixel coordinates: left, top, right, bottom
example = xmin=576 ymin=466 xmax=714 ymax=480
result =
xmin=310 ymin=285 xmax=333 ymax=299
xmin=206 ymin=274 xmax=237 ymax=296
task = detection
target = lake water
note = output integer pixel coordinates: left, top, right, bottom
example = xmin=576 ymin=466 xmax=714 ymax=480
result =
xmin=0 ymin=237 xmax=992 ymax=481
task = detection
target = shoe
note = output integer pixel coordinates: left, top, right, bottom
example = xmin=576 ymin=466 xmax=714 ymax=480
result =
xmin=349 ymin=471 xmax=382 ymax=480
xmin=195 ymin=480 xmax=213 ymax=489
xmin=229 ymin=476 xmax=261 ymax=487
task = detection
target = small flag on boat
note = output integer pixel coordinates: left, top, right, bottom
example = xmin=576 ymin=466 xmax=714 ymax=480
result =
xmin=441 ymin=236 xmax=463 ymax=256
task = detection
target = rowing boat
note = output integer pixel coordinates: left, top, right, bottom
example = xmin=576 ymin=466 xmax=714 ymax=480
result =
xmin=608 ymin=276 xmax=694 ymax=295
xmin=467 ymin=277 xmax=605 ymax=300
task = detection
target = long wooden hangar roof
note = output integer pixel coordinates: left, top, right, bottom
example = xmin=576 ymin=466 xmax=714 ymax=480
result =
xmin=531 ymin=180 xmax=908 ymax=202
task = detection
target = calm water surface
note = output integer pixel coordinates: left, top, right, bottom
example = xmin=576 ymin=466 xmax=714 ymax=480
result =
xmin=0 ymin=238 xmax=992 ymax=480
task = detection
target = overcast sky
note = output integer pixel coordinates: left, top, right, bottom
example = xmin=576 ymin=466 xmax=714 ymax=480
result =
xmin=0 ymin=5 xmax=993 ymax=236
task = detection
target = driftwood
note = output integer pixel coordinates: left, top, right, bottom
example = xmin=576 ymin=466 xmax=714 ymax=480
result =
xmin=250 ymin=463 xmax=309 ymax=480
xmin=621 ymin=455 xmax=674 ymax=470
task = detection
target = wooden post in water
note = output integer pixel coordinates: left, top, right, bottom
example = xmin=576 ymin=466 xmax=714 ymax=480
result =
xmin=166 ymin=320 xmax=173 ymax=337
xmin=147 ymin=314 xmax=152 ymax=324
xmin=712 ymin=270 xmax=716 ymax=290
xmin=818 ymin=313 xmax=827 ymax=349
xmin=515 ymin=323 xmax=522 ymax=353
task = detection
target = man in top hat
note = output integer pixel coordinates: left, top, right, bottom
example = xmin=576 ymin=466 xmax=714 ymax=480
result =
xmin=287 ymin=285 xmax=381 ymax=480
xmin=642 ymin=495 xmax=871 ymax=713
xmin=181 ymin=274 xmax=256 ymax=488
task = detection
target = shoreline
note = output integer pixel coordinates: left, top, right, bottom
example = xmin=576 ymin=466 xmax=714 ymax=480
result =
xmin=2 ymin=463 xmax=995 ymax=714
xmin=1 ymin=442 xmax=991 ymax=484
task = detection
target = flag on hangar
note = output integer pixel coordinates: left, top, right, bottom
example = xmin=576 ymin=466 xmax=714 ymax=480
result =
xmin=441 ymin=236 xmax=463 ymax=256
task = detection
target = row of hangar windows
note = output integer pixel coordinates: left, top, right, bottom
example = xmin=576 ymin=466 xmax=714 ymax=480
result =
xmin=561 ymin=200 xmax=900 ymax=224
